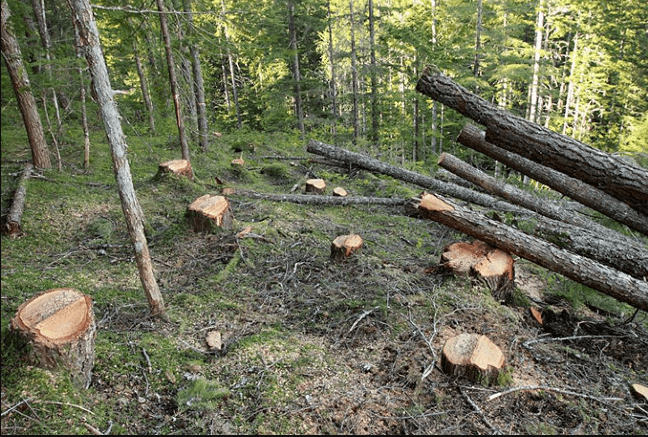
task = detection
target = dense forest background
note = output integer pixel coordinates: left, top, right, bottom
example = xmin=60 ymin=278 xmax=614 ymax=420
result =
xmin=2 ymin=0 xmax=648 ymax=166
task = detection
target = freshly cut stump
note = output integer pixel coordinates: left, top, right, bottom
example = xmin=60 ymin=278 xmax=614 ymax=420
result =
xmin=440 ymin=240 xmax=515 ymax=301
xmin=187 ymin=195 xmax=234 ymax=232
xmin=441 ymin=333 xmax=505 ymax=385
xmin=158 ymin=159 xmax=193 ymax=179
xmin=10 ymin=288 xmax=96 ymax=388
xmin=332 ymin=186 xmax=348 ymax=197
xmin=305 ymin=178 xmax=326 ymax=194
xmin=331 ymin=234 xmax=363 ymax=260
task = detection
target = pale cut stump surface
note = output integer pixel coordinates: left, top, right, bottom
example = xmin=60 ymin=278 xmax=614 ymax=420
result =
xmin=187 ymin=195 xmax=234 ymax=232
xmin=10 ymin=288 xmax=96 ymax=388
xmin=441 ymin=333 xmax=505 ymax=385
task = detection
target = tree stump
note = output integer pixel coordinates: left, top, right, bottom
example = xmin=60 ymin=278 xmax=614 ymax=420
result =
xmin=187 ymin=195 xmax=234 ymax=232
xmin=305 ymin=178 xmax=326 ymax=194
xmin=158 ymin=159 xmax=193 ymax=179
xmin=331 ymin=234 xmax=363 ymax=260
xmin=10 ymin=288 xmax=96 ymax=388
xmin=332 ymin=186 xmax=348 ymax=197
xmin=440 ymin=240 xmax=515 ymax=302
xmin=441 ymin=333 xmax=505 ymax=385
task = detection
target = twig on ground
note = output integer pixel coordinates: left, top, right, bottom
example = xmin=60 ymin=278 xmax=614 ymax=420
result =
xmin=142 ymin=347 xmax=152 ymax=373
xmin=459 ymin=387 xmax=502 ymax=434
xmin=487 ymin=385 xmax=624 ymax=402
xmin=347 ymin=307 xmax=378 ymax=335
xmin=523 ymin=334 xmax=626 ymax=348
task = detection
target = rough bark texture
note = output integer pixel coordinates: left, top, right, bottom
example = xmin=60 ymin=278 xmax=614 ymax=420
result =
xmin=2 ymin=163 xmax=33 ymax=238
xmin=232 ymin=189 xmax=409 ymax=207
xmin=68 ymin=0 xmax=165 ymax=316
xmin=456 ymin=124 xmax=648 ymax=236
xmin=414 ymin=192 xmax=648 ymax=311
xmin=307 ymin=140 xmax=524 ymax=214
xmin=1 ymin=0 xmax=51 ymax=169
xmin=10 ymin=288 xmax=96 ymax=388
xmin=416 ymin=69 xmax=648 ymax=213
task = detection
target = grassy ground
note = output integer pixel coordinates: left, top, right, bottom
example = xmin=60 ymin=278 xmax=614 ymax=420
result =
xmin=2 ymin=119 xmax=647 ymax=434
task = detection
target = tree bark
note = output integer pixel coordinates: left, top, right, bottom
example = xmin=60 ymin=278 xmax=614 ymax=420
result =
xmin=133 ymin=42 xmax=156 ymax=134
xmin=2 ymin=163 xmax=33 ymax=238
xmin=307 ymin=139 xmax=526 ymax=214
xmin=73 ymin=21 xmax=91 ymax=169
xmin=415 ymin=69 xmax=648 ymax=213
xmin=456 ymin=124 xmax=648 ymax=236
xmin=1 ymin=0 xmax=51 ymax=169
xmin=185 ymin=4 xmax=209 ymax=151
xmin=413 ymin=192 xmax=648 ymax=311
xmin=288 ymin=2 xmax=305 ymax=140
xmin=156 ymin=0 xmax=190 ymax=162
xmin=67 ymin=0 xmax=165 ymax=317
xmin=233 ymin=189 xmax=409 ymax=207
xmin=349 ymin=0 xmax=360 ymax=144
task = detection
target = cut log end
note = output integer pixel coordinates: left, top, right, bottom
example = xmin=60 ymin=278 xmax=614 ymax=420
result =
xmin=158 ymin=159 xmax=194 ymax=180
xmin=441 ymin=333 xmax=505 ymax=385
xmin=414 ymin=192 xmax=454 ymax=218
xmin=187 ymin=195 xmax=234 ymax=232
xmin=331 ymin=234 xmax=363 ymax=260
xmin=10 ymin=288 xmax=96 ymax=388
xmin=305 ymin=178 xmax=326 ymax=195
xmin=440 ymin=240 xmax=515 ymax=302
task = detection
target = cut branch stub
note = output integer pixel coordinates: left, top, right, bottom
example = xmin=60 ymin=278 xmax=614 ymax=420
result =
xmin=10 ymin=288 xmax=96 ymax=388
xmin=441 ymin=333 xmax=505 ymax=385
xmin=187 ymin=195 xmax=234 ymax=232
xmin=440 ymin=240 xmax=515 ymax=302
xmin=331 ymin=234 xmax=363 ymax=260
xmin=158 ymin=159 xmax=193 ymax=179
xmin=305 ymin=178 xmax=326 ymax=194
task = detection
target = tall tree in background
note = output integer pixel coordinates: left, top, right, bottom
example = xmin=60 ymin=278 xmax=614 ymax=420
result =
xmin=368 ymin=0 xmax=378 ymax=145
xmin=1 ymin=0 xmax=52 ymax=169
xmin=156 ymin=0 xmax=190 ymax=161
xmin=67 ymin=0 xmax=165 ymax=317
xmin=349 ymin=0 xmax=360 ymax=144
xmin=288 ymin=1 xmax=305 ymax=139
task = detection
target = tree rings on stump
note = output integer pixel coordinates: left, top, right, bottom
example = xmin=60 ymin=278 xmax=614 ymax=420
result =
xmin=441 ymin=333 xmax=505 ymax=385
xmin=158 ymin=159 xmax=193 ymax=180
xmin=10 ymin=288 xmax=96 ymax=388
xmin=440 ymin=240 xmax=515 ymax=302
xmin=187 ymin=195 xmax=234 ymax=232
xmin=332 ymin=187 xmax=348 ymax=197
xmin=331 ymin=234 xmax=363 ymax=260
xmin=305 ymin=178 xmax=326 ymax=194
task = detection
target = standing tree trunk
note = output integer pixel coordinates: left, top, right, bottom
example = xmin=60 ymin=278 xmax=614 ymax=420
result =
xmin=473 ymin=0 xmax=483 ymax=79
xmin=1 ymin=0 xmax=51 ymax=169
xmin=326 ymin=0 xmax=338 ymax=137
xmin=67 ymin=0 xmax=165 ymax=317
xmin=349 ymin=0 xmax=360 ymax=144
xmin=368 ymin=0 xmax=378 ymax=145
xmin=288 ymin=1 xmax=305 ymax=139
xmin=156 ymin=0 xmax=190 ymax=162
xmin=220 ymin=0 xmax=242 ymax=129
xmin=73 ymin=21 xmax=92 ymax=169
xmin=133 ymin=43 xmax=156 ymax=134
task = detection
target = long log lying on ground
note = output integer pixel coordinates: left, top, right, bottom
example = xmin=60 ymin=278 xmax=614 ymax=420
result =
xmin=232 ymin=189 xmax=409 ymax=207
xmin=307 ymin=139 xmax=525 ymax=214
xmin=437 ymin=152 xmax=642 ymax=244
xmin=416 ymin=68 xmax=648 ymax=213
xmin=413 ymin=192 xmax=648 ymax=311
xmin=456 ymin=124 xmax=648 ymax=236
xmin=2 ymin=163 xmax=33 ymax=238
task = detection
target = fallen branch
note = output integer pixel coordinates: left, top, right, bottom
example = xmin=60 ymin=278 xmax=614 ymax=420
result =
xmin=487 ymin=385 xmax=623 ymax=403
xmin=413 ymin=192 xmax=648 ymax=311
xmin=2 ymin=163 xmax=33 ymax=238
xmin=456 ymin=124 xmax=648 ymax=236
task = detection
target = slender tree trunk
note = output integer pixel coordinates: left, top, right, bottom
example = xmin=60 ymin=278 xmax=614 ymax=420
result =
xmin=288 ymin=2 xmax=305 ymax=139
xmin=473 ymin=0 xmax=482 ymax=79
xmin=327 ymin=0 xmax=337 ymax=137
xmin=133 ymin=43 xmax=156 ymax=134
xmin=156 ymin=0 xmax=190 ymax=161
xmin=349 ymin=0 xmax=359 ymax=144
xmin=529 ymin=2 xmax=544 ymax=124
xmin=221 ymin=0 xmax=241 ymax=128
xmin=1 ymin=0 xmax=51 ymax=169
xmin=73 ymin=21 xmax=91 ymax=168
xmin=368 ymin=0 xmax=378 ymax=144
xmin=182 ymin=0 xmax=209 ymax=151
xmin=562 ymin=32 xmax=578 ymax=135
xmin=67 ymin=0 xmax=165 ymax=317
xmin=430 ymin=0 xmax=439 ymax=156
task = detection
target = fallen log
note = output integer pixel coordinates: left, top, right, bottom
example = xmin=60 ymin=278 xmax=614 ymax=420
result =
xmin=437 ymin=152 xmax=644 ymax=246
xmin=2 ymin=163 xmax=33 ymax=238
xmin=456 ymin=124 xmax=648 ymax=236
xmin=416 ymin=68 xmax=648 ymax=213
xmin=307 ymin=139 xmax=525 ymax=214
xmin=232 ymin=189 xmax=409 ymax=207
xmin=413 ymin=192 xmax=648 ymax=311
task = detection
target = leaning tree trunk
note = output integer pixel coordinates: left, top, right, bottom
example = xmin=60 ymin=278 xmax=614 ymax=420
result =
xmin=1 ymin=0 xmax=51 ymax=169
xmin=156 ymin=0 xmax=190 ymax=162
xmin=416 ymin=68 xmax=648 ymax=213
xmin=456 ymin=124 xmax=648 ymax=236
xmin=67 ymin=0 xmax=165 ymax=316
xmin=413 ymin=192 xmax=648 ymax=312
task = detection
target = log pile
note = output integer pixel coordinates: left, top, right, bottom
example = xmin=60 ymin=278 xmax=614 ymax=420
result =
xmin=304 ymin=69 xmax=648 ymax=311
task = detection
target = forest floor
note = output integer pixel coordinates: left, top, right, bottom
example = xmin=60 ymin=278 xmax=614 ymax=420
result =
xmin=1 ymin=129 xmax=647 ymax=435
